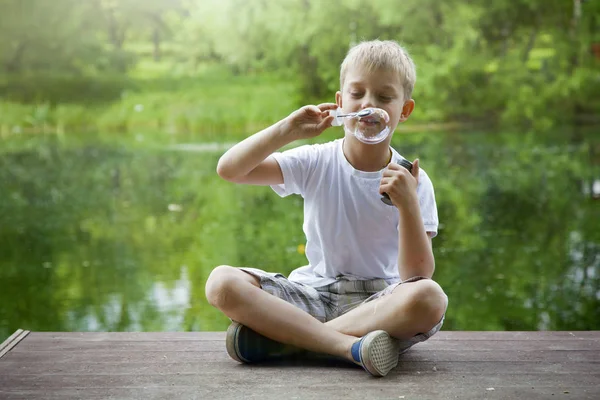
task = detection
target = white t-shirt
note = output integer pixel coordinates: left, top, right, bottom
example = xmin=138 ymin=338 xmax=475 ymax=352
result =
xmin=271 ymin=139 xmax=438 ymax=287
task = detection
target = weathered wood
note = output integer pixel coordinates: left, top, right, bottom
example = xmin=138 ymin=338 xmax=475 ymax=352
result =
xmin=12 ymin=338 xmax=598 ymax=352
xmin=3 ymin=348 xmax=599 ymax=364
xmin=0 ymin=359 xmax=598 ymax=375
xmin=1 ymin=370 xmax=599 ymax=386
xmin=0 ymin=329 xmax=30 ymax=359
xmin=19 ymin=330 xmax=600 ymax=341
xmin=0 ymin=387 xmax=599 ymax=400
xmin=0 ymin=330 xmax=599 ymax=400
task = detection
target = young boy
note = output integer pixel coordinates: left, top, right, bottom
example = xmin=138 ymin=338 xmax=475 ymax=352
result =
xmin=205 ymin=40 xmax=448 ymax=377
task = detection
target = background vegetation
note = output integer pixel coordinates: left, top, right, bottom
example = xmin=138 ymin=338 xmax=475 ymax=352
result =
xmin=1 ymin=0 xmax=599 ymax=137
xmin=0 ymin=1 xmax=599 ymax=340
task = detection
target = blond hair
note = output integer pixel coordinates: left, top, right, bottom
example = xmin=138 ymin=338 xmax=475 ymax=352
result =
xmin=340 ymin=40 xmax=416 ymax=101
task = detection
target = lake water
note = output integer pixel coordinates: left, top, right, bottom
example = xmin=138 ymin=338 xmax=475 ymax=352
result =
xmin=1 ymin=128 xmax=599 ymax=341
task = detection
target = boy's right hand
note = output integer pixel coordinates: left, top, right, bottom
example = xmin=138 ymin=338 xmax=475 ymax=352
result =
xmin=283 ymin=103 xmax=338 ymax=140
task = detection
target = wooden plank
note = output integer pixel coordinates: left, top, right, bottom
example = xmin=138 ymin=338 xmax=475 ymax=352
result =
xmin=20 ymin=330 xmax=600 ymax=342
xmin=22 ymin=332 xmax=225 ymax=342
xmin=19 ymin=338 xmax=600 ymax=354
xmin=0 ymin=359 xmax=598 ymax=375
xmin=12 ymin=338 xmax=600 ymax=352
xmin=2 ymin=348 xmax=599 ymax=364
xmin=1 ymin=331 xmax=599 ymax=400
xmin=0 ymin=386 xmax=598 ymax=400
xmin=0 ymin=371 xmax=598 ymax=388
xmin=0 ymin=330 xmax=24 ymax=357
xmin=429 ymin=331 xmax=600 ymax=341
xmin=0 ymin=330 xmax=30 ymax=360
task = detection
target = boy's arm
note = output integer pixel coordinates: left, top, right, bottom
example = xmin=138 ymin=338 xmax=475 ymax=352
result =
xmin=380 ymin=159 xmax=436 ymax=280
xmin=216 ymin=103 xmax=337 ymax=185
xmin=396 ymin=193 xmax=435 ymax=280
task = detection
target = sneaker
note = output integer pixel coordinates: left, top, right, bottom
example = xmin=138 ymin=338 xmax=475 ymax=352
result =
xmin=350 ymin=330 xmax=400 ymax=377
xmin=226 ymin=321 xmax=301 ymax=363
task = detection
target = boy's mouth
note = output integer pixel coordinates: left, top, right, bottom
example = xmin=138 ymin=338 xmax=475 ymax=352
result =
xmin=359 ymin=117 xmax=380 ymax=125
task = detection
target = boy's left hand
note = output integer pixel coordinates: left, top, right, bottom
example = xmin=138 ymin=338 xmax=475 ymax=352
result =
xmin=379 ymin=159 xmax=420 ymax=208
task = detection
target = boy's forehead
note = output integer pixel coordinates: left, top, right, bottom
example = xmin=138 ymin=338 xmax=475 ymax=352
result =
xmin=346 ymin=80 xmax=399 ymax=91
xmin=343 ymin=67 xmax=403 ymax=91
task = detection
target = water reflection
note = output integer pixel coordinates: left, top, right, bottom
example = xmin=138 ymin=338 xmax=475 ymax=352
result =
xmin=0 ymin=129 xmax=598 ymax=341
xmin=63 ymin=265 xmax=192 ymax=333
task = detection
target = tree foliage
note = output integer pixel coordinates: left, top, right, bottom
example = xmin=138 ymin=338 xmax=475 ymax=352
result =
xmin=1 ymin=0 xmax=599 ymax=128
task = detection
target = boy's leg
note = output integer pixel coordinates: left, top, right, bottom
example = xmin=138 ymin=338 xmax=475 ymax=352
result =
xmin=324 ymin=278 xmax=447 ymax=341
xmin=205 ymin=265 xmax=358 ymax=360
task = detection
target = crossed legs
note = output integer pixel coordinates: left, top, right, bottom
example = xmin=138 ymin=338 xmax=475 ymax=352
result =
xmin=204 ymin=265 xmax=448 ymax=362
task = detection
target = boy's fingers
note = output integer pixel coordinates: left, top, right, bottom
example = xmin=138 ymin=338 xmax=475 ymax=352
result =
xmin=317 ymin=115 xmax=334 ymax=131
xmin=317 ymin=103 xmax=339 ymax=111
xmin=382 ymin=168 xmax=399 ymax=177
xmin=305 ymin=105 xmax=321 ymax=114
xmin=385 ymin=163 xmax=402 ymax=171
xmin=384 ymin=163 xmax=410 ymax=176
xmin=412 ymin=158 xmax=420 ymax=179
xmin=379 ymin=181 xmax=391 ymax=194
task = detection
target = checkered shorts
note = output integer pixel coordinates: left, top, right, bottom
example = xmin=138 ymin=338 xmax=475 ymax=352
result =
xmin=240 ymin=267 xmax=445 ymax=354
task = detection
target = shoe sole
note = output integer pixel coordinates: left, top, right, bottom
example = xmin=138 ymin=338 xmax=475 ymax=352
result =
xmin=360 ymin=330 xmax=400 ymax=377
xmin=225 ymin=321 xmax=247 ymax=363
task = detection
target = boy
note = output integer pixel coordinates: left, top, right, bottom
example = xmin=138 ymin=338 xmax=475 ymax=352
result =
xmin=205 ymin=40 xmax=448 ymax=377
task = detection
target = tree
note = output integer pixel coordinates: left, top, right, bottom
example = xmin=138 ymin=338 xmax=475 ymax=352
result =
xmin=0 ymin=0 xmax=107 ymax=73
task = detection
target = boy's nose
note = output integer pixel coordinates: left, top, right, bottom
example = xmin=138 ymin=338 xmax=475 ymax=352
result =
xmin=361 ymin=96 xmax=376 ymax=109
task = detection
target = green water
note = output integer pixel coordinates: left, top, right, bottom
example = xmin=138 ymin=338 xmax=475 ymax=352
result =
xmin=1 ymin=128 xmax=599 ymax=341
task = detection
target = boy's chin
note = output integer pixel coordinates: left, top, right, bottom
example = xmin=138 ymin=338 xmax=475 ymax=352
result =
xmin=345 ymin=134 xmax=392 ymax=147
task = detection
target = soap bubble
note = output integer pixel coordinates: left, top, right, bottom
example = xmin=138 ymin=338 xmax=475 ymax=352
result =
xmin=330 ymin=107 xmax=391 ymax=144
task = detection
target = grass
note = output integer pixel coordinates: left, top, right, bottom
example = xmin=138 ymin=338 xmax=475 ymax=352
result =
xmin=0 ymin=66 xmax=299 ymax=142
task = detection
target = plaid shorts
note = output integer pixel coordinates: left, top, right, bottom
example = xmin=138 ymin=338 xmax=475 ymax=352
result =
xmin=240 ymin=267 xmax=446 ymax=354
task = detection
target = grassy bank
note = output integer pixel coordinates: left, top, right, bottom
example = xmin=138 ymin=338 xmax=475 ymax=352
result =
xmin=0 ymin=68 xmax=300 ymax=142
xmin=0 ymin=62 xmax=471 ymax=142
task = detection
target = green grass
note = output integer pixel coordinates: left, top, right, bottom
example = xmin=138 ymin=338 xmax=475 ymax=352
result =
xmin=0 ymin=67 xmax=299 ymax=142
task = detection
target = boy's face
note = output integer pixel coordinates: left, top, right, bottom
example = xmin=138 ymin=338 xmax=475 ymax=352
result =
xmin=336 ymin=66 xmax=414 ymax=140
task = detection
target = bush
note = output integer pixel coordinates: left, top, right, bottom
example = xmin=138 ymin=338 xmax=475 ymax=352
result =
xmin=0 ymin=74 xmax=135 ymax=105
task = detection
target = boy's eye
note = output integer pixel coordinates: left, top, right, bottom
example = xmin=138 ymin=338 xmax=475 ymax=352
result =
xmin=350 ymin=92 xmax=363 ymax=98
xmin=379 ymin=96 xmax=393 ymax=102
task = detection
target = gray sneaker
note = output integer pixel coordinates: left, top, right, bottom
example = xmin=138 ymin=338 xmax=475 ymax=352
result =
xmin=350 ymin=330 xmax=400 ymax=377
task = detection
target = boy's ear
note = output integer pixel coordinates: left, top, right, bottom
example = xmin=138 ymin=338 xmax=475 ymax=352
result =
xmin=399 ymin=99 xmax=415 ymax=122
xmin=335 ymin=91 xmax=343 ymax=108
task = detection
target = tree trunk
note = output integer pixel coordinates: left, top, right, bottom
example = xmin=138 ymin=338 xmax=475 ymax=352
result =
xmin=5 ymin=41 xmax=26 ymax=73
xmin=500 ymin=21 xmax=512 ymax=58
xmin=298 ymin=44 xmax=323 ymax=99
xmin=569 ymin=0 xmax=582 ymax=73
xmin=522 ymin=24 xmax=539 ymax=63
xmin=107 ymin=7 xmax=126 ymax=50
xmin=153 ymin=27 xmax=161 ymax=62
xmin=297 ymin=0 xmax=322 ymax=99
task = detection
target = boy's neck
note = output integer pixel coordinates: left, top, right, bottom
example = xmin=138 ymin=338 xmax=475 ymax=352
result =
xmin=342 ymin=138 xmax=392 ymax=172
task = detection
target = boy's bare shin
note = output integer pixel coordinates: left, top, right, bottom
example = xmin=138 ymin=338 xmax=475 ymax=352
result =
xmin=325 ymin=279 xmax=446 ymax=340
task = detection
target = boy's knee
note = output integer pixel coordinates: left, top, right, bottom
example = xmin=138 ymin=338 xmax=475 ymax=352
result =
xmin=205 ymin=265 xmax=240 ymax=309
xmin=403 ymin=279 xmax=448 ymax=328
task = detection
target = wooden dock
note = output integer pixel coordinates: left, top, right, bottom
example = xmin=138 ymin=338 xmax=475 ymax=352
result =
xmin=1 ymin=330 xmax=599 ymax=399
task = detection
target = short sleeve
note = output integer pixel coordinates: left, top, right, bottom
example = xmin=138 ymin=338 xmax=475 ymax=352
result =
xmin=270 ymin=144 xmax=319 ymax=197
xmin=416 ymin=169 xmax=439 ymax=238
